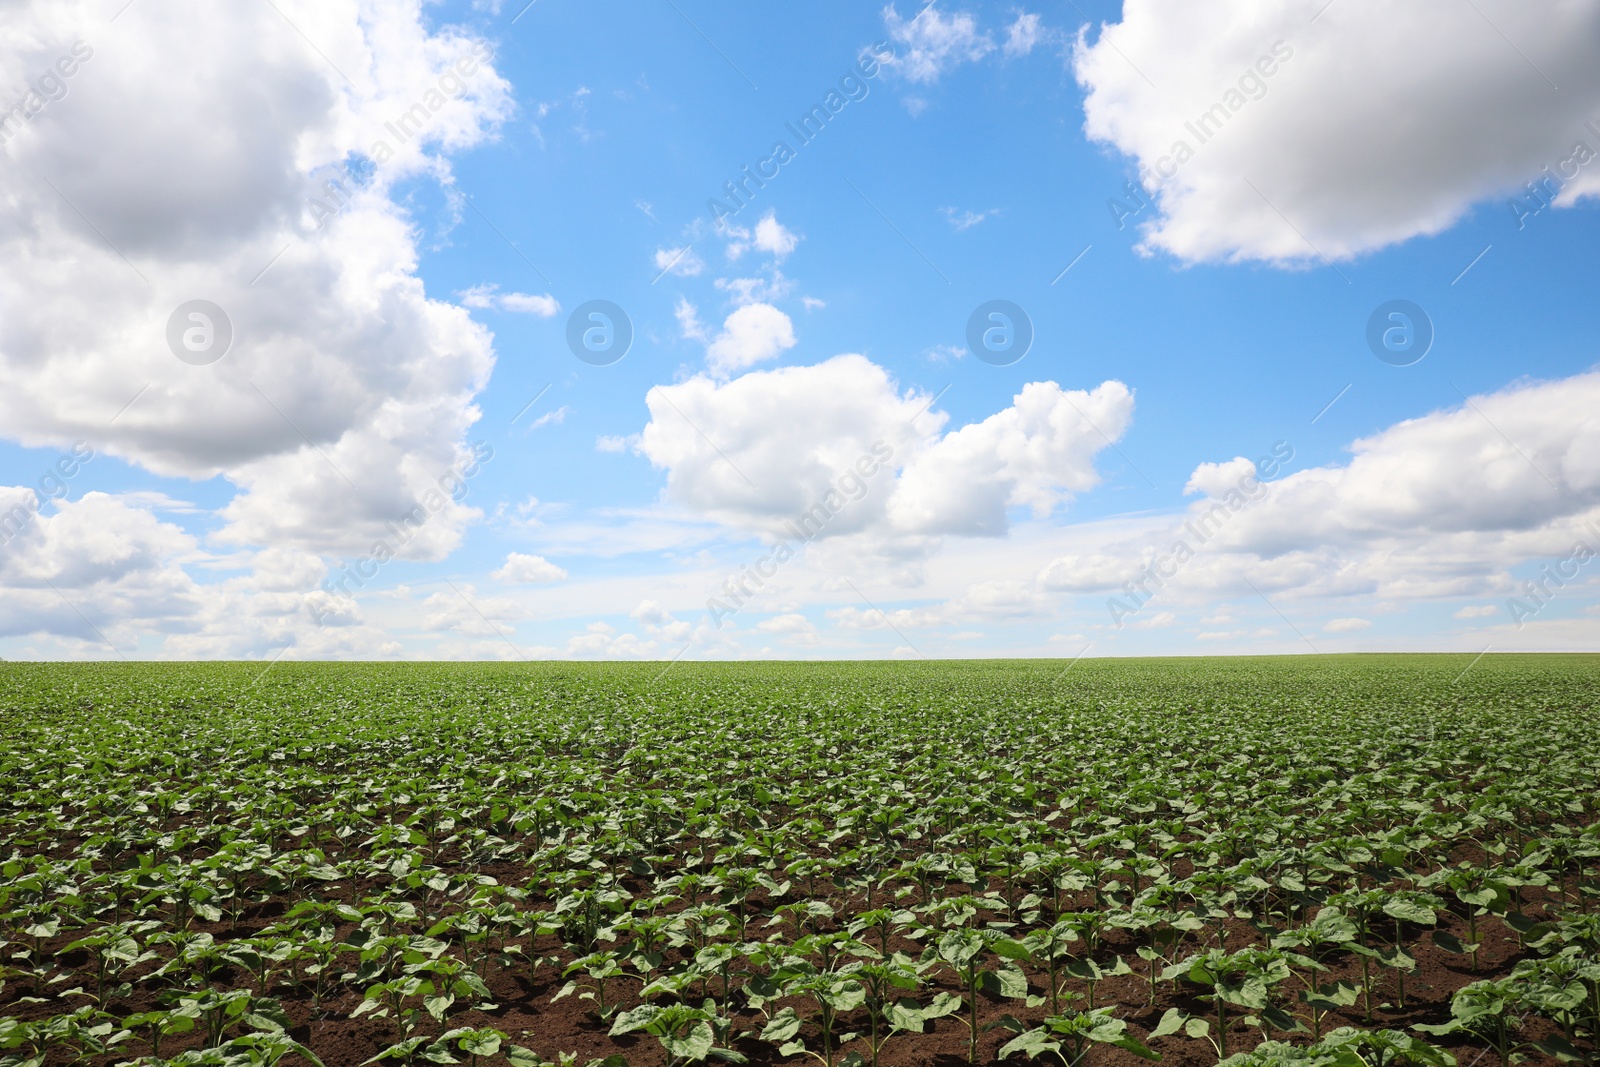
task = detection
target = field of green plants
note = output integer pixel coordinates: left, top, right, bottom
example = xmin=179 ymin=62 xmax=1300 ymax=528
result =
xmin=1 ymin=656 xmax=1597 ymax=1067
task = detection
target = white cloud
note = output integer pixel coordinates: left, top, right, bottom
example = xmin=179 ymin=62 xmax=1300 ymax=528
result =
xmin=567 ymin=621 xmax=653 ymax=659
xmin=1039 ymin=553 xmax=1138 ymax=592
xmin=1207 ymin=373 xmax=1600 ymax=554
xmin=0 ymin=488 xmax=418 ymax=658
xmin=942 ymin=207 xmax=1000 ymax=230
xmin=714 ymin=272 xmax=794 ymax=307
xmin=1004 ymin=13 xmax=1045 ymax=57
xmin=704 ymin=303 xmax=797 ymax=376
xmin=1324 ymin=617 xmax=1372 ymax=633
xmin=563 ymin=601 xmax=697 ymax=658
xmin=754 ymin=213 xmax=800 ymax=259
xmin=675 ymin=297 xmax=709 ymax=342
xmin=1185 ymin=456 xmax=1260 ymax=498
xmin=0 ymin=491 xmax=202 ymax=645
xmin=828 ymin=580 xmax=1053 ymax=633
xmin=456 ymin=285 xmax=499 ymax=309
xmin=423 ymin=584 xmax=522 ymax=635
xmin=755 ymin=612 xmax=814 ymax=634
xmin=0 ymin=0 xmax=513 ymax=559
xmin=881 ymin=4 xmax=996 ymax=84
xmin=456 ymin=285 xmax=558 ymax=316
xmin=1455 ymin=604 xmax=1499 ymax=618
xmin=722 ymin=211 xmax=800 ymax=261
xmin=633 ymin=599 xmax=692 ymax=642
xmin=498 ymin=292 xmax=561 ymax=316
xmin=596 ymin=434 xmax=637 ymax=454
xmin=528 ymin=406 xmax=569 ymax=430
xmin=885 ymin=378 xmax=1134 ymax=537
xmin=491 ymin=552 xmax=567 ymax=584
xmin=654 ymin=245 xmax=705 ymax=277
xmin=1073 ymin=0 xmax=1600 ymax=262
xmin=638 ymin=353 xmax=1134 ymax=545
xmin=1034 ymin=370 xmax=1600 ymax=616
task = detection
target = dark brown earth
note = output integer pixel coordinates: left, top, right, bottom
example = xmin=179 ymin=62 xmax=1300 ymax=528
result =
xmin=3 ymin=835 xmax=1581 ymax=1067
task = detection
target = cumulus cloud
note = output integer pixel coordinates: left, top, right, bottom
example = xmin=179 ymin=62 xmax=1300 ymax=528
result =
xmin=1073 ymin=0 xmax=1600 ymax=262
xmin=723 ymin=211 xmax=800 ymax=261
xmin=0 ymin=491 xmax=202 ymax=647
xmin=491 ymin=552 xmax=567 ymax=584
xmin=527 ymin=407 xmax=569 ymax=431
xmin=755 ymin=612 xmax=815 ymax=634
xmin=567 ymin=621 xmax=651 ymax=659
xmin=826 ymin=580 xmax=1051 ymax=634
xmin=885 ymin=378 xmax=1134 ymax=536
xmin=714 ymin=273 xmax=793 ymax=307
xmin=1206 ymin=372 xmax=1600 ymax=554
xmin=1004 ymin=13 xmax=1046 ymax=57
xmin=654 ymin=245 xmax=705 ymax=277
xmin=423 ymin=584 xmax=523 ymax=635
xmin=0 ymin=0 xmax=512 ymax=560
xmin=704 ymin=303 xmax=797 ymax=376
xmin=0 ymin=490 xmax=403 ymax=658
xmin=458 ymin=285 xmax=560 ymax=316
xmin=501 ymin=292 xmax=561 ymax=316
xmin=637 ymin=353 xmax=1134 ymax=545
xmin=1035 ymin=370 xmax=1600 ymax=612
xmin=674 ymin=297 xmax=709 ymax=342
xmin=564 ymin=601 xmax=696 ymax=658
xmin=1185 ymin=456 xmax=1260 ymax=499
xmin=881 ymin=4 xmax=996 ymax=83
xmin=1324 ymin=617 xmax=1371 ymax=632
xmin=1038 ymin=553 xmax=1139 ymax=592
xmin=633 ymin=599 xmax=692 ymax=642
xmin=753 ymin=213 xmax=800 ymax=259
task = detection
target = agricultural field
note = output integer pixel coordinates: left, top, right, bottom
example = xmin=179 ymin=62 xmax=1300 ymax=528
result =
xmin=1 ymin=656 xmax=1598 ymax=1067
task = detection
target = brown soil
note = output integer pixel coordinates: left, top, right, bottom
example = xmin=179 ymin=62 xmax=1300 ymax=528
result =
xmin=3 ymin=846 xmax=1582 ymax=1067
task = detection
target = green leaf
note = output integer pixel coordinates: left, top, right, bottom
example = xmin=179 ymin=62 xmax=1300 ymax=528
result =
xmin=610 ymin=1005 xmax=662 ymax=1036
xmin=938 ymin=930 xmax=984 ymax=968
xmin=1112 ymin=1033 xmax=1161 ymax=1060
xmin=824 ymin=981 xmax=867 ymax=1012
xmin=663 ymin=1021 xmax=713 ymax=1062
xmin=424 ymin=993 xmax=456 ymax=1023
xmin=457 ymin=1032 xmax=502 ymax=1057
xmin=506 ymin=1046 xmax=545 ymax=1067
xmin=1530 ymin=1036 xmax=1585 ymax=1063
xmin=887 ymin=998 xmax=926 ymax=1034
xmin=991 ymin=938 xmax=1031 ymax=962
xmin=760 ymin=1007 xmax=803 ymax=1044
xmin=1383 ymin=899 xmax=1438 ymax=925
xmin=998 ymin=1028 xmax=1062 ymax=1061
xmin=980 ymin=966 xmax=1031 ymax=1000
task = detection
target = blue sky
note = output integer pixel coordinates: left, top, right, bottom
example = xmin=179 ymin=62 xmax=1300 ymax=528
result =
xmin=1 ymin=0 xmax=1597 ymax=659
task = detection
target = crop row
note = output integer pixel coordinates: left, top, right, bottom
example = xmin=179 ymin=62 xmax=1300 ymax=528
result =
xmin=1 ymin=657 xmax=1596 ymax=1067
